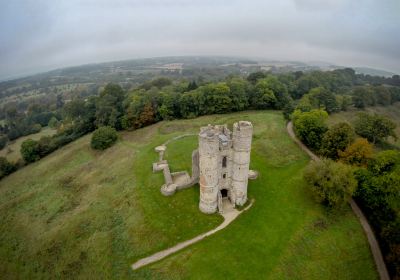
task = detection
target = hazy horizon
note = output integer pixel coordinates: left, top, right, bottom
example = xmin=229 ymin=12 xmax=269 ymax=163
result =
xmin=1 ymin=0 xmax=399 ymax=80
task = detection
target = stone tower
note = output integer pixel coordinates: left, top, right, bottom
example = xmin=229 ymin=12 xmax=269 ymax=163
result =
xmin=231 ymin=121 xmax=253 ymax=206
xmin=198 ymin=121 xmax=254 ymax=214
xmin=153 ymin=121 xmax=256 ymax=214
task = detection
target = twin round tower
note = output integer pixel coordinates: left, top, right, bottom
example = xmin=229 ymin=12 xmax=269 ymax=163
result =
xmin=198 ymin=121 xmax=255 ymax=213
xmin=153 ymin=121 xmax=256 ymax=214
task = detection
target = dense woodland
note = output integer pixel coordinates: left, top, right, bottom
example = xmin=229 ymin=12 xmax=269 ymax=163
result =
xmin=1 ymin=67 xmax=400 ymax=278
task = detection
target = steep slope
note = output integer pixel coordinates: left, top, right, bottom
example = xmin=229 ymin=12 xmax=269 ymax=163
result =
xmin=0 ymin=111 xmax=377 ymax=279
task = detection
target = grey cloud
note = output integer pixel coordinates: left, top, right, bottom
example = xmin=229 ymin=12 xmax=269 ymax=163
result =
xmin=0 ymin=0 xmax=399 ymax=79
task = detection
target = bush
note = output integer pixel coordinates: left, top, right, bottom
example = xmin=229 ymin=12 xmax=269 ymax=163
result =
xmin=0 ymin=157 xmax=16 ymax=179
xmin=91 ymin=126 xmax=118 ymax=150
xmin=38 ymin=136 xmax=57 ymax=157
xmin=303 ymin=159 xmax=357 ymax=208
xmin=20 ymin=139 xmax=40 ymax=163
xmin=48 ymin=116 xmax=59 ymax=128
xmin=0 ymin=135 xmax=8 ymax=150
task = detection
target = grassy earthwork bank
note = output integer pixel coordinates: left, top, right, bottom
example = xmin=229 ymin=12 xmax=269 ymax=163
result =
xmin=0 ymin=111 xmax=377 ymax=279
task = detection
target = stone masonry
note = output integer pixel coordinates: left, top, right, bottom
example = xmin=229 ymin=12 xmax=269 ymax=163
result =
xmin=153 ymin=121 xmax=257 ymax=214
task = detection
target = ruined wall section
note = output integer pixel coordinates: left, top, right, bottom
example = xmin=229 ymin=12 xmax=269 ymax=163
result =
xmin=198 ymin=127 xmax=220 ymax=214
xmin=231 ymin=121 xmax=253 ymax=206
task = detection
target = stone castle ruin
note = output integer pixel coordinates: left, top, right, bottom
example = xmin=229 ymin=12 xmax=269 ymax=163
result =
xmin=153 ymin=121 xmax=257 ymax=214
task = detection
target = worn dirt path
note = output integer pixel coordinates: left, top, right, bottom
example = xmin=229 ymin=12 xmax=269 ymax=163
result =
xmin=287 ymin=121 xmax=389 ymax=280
xmin=131 ymin=199 xmax=253 ymax=270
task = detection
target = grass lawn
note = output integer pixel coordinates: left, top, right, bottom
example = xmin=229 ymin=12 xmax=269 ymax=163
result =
xmin=327 ymin=102 xmax=400 ymax=149
xmin=0 ymin=127 xmax=57 ymax=162
xmin=0 ymin=111 xmax=377 ymax=279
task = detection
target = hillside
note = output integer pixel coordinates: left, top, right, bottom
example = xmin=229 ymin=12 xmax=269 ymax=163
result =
xmin=327 ymin=102 xmax=400 ymax=149
xmin=0 ymin=127 xmax=57 ymax=162
xmin=0 ymin=111 xmax=377 ymax=279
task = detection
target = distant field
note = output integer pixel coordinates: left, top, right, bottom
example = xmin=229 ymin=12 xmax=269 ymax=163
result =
xmin=0 ymin=127 xmax=57 ymax=162
xmin=0 ymin=111 xmax=377 ymax=279
xmin=328 ymin=102 xmax=400 ymax=149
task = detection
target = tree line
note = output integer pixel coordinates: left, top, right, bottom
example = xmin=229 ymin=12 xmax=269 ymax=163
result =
xmin=293 ymin=109 xmax=399 ymax=278
xmin=2 ymin=68 xmax=400 ymax=177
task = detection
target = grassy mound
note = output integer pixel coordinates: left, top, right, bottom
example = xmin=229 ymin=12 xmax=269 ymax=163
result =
xmin=0 ymin=111 xmax=377 ymax=279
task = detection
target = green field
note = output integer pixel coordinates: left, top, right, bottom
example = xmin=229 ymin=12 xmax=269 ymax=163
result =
xmin=0 ymin=127 xmax=57 ymax=162
xmin=0 ymin=111 xmax=377 ymax=279
xmin=328 ymin=102 xmax=400 ymax=149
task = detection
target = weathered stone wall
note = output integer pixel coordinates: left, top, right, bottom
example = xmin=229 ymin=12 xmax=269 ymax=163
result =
xmin=198 ymin=121 xmax=253 ymax=213
xmin=155 ymin=122 xmax=254 ymax=214
xmin=198 ymin=128 xmax=220 ymax=213
xmin=231 ymin=121 xmax=252 ymax=206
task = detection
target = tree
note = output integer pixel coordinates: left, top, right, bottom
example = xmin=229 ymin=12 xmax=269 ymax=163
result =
xmin=20 ymin=139 xmax=40 ymax=163
xmin=247 ymin=71 xmax=266 ymax=84
xmin=187 ymin=80 xmax=198 ymax=91
xmin=352 ymin=86 xmax=376 ymax=108
xmin=354 ymin=113 xmax=397 ymax=144
xmin=91 ymin=126 xmax=118 ymax=150
xmin=48 ymin=117 xmax=59 ymax=128
xmin=298 ymin=87 xmax=339 ymax=113
xmin=339 ymin=138 xmax=373 ymax=166
xmin=198 ymin=83 xmax=232 ymax=115
xmin=282 ymin=101 xmax=295 ymax=120
xmin=251 ymin=79 xmax=277 ymax=109
xmin=136 ymin=103 xmax=156 ymax=128
xmin=63 ymin=99 xmax=87 ymax=120
xmin=0 ymin=156 xmax=16 ymax=179
xmin=320 ymin=122 xmax=355 ymax=159
xmin=95 ymin=83 xmax=125 ymax=129
xmin=353 ymin=153 xmax=400 ymax=278
xmin=292 ymin=109 xmax=328 ymax=150
xmin=179 ymin=92 xmax=200 ymax=119
xmin=303 ymin=159 xmax=357 ymax=208
xmin=368 ymin=150 xmax=400 ymax=175
xmin=226 ymin=77 xmax=249 ymax=111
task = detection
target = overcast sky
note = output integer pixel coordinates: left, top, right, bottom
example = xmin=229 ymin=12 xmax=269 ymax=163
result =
xmin=1 ymin=0 xmax=399 ymax=80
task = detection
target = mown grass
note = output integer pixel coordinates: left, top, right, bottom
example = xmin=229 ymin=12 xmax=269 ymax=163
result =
xmin=0 ymin=127 xmax=57 ymax=162
xmin=0 ymin=111 xmax=377 ymax=279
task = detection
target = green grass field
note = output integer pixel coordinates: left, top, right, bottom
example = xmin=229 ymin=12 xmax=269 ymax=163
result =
xmin=0 ymin=127 xmax=57 ymax=162
xmin=0 ymin=111 xmax=377 ymax=279
xmin=328 ymin=102 xmax=400 ymax=149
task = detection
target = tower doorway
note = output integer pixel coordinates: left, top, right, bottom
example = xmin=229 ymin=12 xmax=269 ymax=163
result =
xmin=221 ymin=189 xmax=228 ymax=198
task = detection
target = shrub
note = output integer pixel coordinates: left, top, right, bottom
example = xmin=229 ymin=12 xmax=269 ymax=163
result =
xmin=91 ymin=126 xmax=118 ymax=150
xmin=20 ymin=139 xmax=40 ymax=163
xmin=48 ymin=116 xmax=59 ymax=128
xmin=0 ymin=135 xmax=8 ymax=150
xmin=0 ymin=157 xmax=16 ymax=179
xmin=38 ymin=136 xmax=57 ymax=157
xmin=303 ymin=159 xmax=357 ymax=208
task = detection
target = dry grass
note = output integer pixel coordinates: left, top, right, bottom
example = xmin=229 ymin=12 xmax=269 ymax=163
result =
xmin=0 ymin=127 xmax=57 ymax=162
xmin=0 ymin=111 xmax=377 ymax=279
